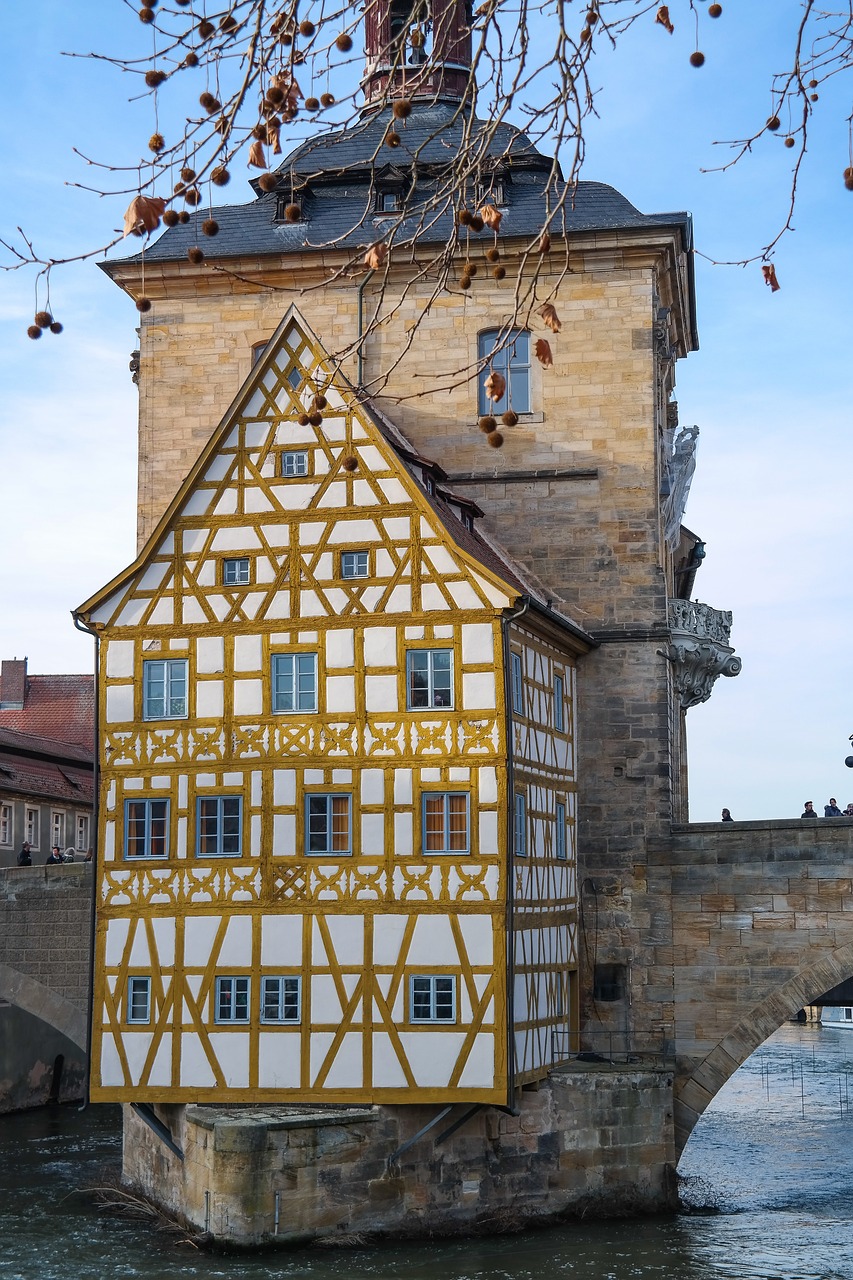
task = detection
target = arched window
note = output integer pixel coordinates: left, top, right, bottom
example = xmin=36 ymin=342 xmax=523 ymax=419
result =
xmin=477 ymin=329 xmax=531 ymax=416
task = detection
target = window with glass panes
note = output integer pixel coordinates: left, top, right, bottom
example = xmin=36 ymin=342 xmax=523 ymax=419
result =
xmin=341 ymin=551 xmax=369 ymax=579
xmin=0 ymin=805 xmax=11 ymax=845
xmin=196 ymin=796 xmax=242 ymax=856
xmin=271 ymin=653 xmax=317 ymax=712
xmin=554 ymin=673 xmax=565 ymax=731
xmin=261 ymin=976 xmax=301 ymax=1023
xmin=215 ymin=976 xmax=250 ymax=1023
xmin=510 ymin=652 xmax=523 ymax=714
xmin=223 ymin=557 xmax=250 ymax=585
xmin=422 ymin=793 xmax=469 ymax=853
xmin=125 ymin=798 xmax=169 ymax=858
xmin=406 ymin=649 xmax=453 ymax=709
xmin=143 ymin=658 xmax=188 ymax=720
xmin=410 ymin=975 xmax=456 ymax=1022
xmin=514 ymin=793 xmax=527 ymax=857
xmin=51 ymin=811 xmax=65 ymax=848
xmin=477 ymin=329 xmax=531 ymax=416
xmin=281 ymin=450 xmax=309 ymax=477
xmin=555 ymin=801 xmax=567 ymax=860
xmin=305 ymin=794 xmax=351 ymax=855
xmin=25 ymin=808 xmax=39 ymax=846
xmin=75 ymin=814 xmax=89 ymax=852
xmin=127 ymin=976 xmax=151 ymax=1024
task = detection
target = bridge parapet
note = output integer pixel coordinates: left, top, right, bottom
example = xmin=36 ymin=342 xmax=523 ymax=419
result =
xmin=0 ymin=865 xmax=93 ymax=1015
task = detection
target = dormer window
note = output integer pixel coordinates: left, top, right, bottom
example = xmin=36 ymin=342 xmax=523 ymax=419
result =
xmin=477 ymin=181 xmax=505 ymax=207
xmin=461 ymin=512 xmax=474 ymax=532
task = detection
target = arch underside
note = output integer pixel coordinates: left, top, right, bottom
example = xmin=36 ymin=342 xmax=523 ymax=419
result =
xmin=674 ymin=940 xmax=853 ymax=1155
xmin=0 ymin=963 xmax=87 ymax=1052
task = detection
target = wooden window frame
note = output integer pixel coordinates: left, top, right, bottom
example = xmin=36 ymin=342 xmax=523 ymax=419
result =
xmin=124 ymin=797 xmax=170 ymax=860
xmin=271 ymin=652 xmax=319 ymax=714
xmin=304 ymin=792 xmax=352 ymax=856
xmin=409 ymin=974 xmax=457 ymax=1024
xmin=214 ymin=976 xmax=251 ymax=1024
xmin=260 ymin=975 xmax=302 ymax=1024
xmin=142 ymin=657 xmax=188 ymax=722
xmin=126 ymin=976 xmax=152 ymax=1025
xmin=420 ymin=791 xmax=470 ymax=855
xmin=406 ymin=647 xmax=454 ymax=710
xmin=195 ymin=795 xmax=243 ymax=858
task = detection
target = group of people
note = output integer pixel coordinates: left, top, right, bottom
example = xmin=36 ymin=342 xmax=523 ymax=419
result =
xmin=15 ymin=842 xmax=93 ymax=866
xmin=801 ymin=799 xmax=853 ymax=818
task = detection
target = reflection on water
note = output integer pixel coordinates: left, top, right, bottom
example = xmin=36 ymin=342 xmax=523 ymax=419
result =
xmin=2 ymin=1024 xmax=853 ymax=1280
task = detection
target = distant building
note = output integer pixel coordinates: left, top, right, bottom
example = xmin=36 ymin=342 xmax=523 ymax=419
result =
xmin=0 ymin=659 xmax=94 ymax=865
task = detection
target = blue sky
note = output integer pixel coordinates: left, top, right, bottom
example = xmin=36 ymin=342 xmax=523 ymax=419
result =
xmin=1 ymin=3 xmax=850 ymax=820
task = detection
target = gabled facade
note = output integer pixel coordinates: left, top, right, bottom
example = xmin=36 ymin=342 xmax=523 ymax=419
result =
xmin=76 ymin=310 xmax=590 ymax=1104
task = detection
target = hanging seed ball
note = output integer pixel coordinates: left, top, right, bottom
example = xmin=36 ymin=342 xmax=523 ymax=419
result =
xmin=298 ymin=413 xmax=310 ymax=426
xmin=214 ymin=116 xmax=229 ymax=135
xmin=220 ymin=14 xmax=237 ymax=32
xmin=708 ymin=2 xmax=722 ymax=13
xmin=305 ymin=96 xmax=320 ymax=111
xmin=180 ymin=166 xmax=197 ymax=183
xmin=202 ymin=218 xmax=219 ymax=236
xmin=336 ymin=32 xmax=353 ymax=51
xmin=313 ymin=393 xmax=328 ymax=409
xmin=178 ymin=211 xmax=191 ymax=224
xmin=149 ymin=132 xmax=165 ymax=153
xmin=136 ymin=297 xmax=152 ymax=313
xmin=844 ymin=167 xmax=853 ymax=190
xmin=586 ymin=8 xmax=598 ymax=22
xmin=766 ymin=115 xmax=781 ymax=131
xmin=184 ymin=187 xmax=202 ymax=205
xmin=458 ymin=209 xmax=473 ymax=227
xmin=299 ymin=19 xmax=316 ymax=35
xmin=187 ymin=246 xmax=205 ymax=263
xmin=479 ymin=415 xmax=497 ymax=433
xmin=198 ymin=19 xmax=214 ymax=38
xmin=393 ymin=98 xmax=413 ymax=120
xmin=145 ymin=70 xmax=167 ymax=88
xmin=139 ymin=7 xmax=156 ymax=22
xmin=163 ymin=209 xmax=180 ymax=227
xmin=470 ymin=215 xmax=484 ymax=232
xmin=689 ymin=51 xmax=705 ymax=67
xmin=184 ymin=51 xmax=199 ymax=68
xmin=252 ymin=123 xmax=268 ymax=141
xmin=173 ymin=181 xmax=186 ymax=196
xmin=784 ymin=136 xmax=795 ymax=148
xmin=266 ymin=85 xmax=285 ymax=106
xmin=808 ymin=79 xmax=818 ymax=88
xmin=309 ymin=411 xmax=324 ymax=427
xmin=460 ymin=274 xmax=472 ymax=290
xmin=486 ymin=247 xmax=500 ymax=263
xmin=284 ymin=203 xmax=301 ymax=221
xmin=258 ymin=173 xmax=278 ymax=192
xmin=49 ymin=322 xmax=63 ymax=335
xmin=810 ymin=92 xmax=819 ymax=101
xmin=211 ymin=166 xmax=230 ymax=186
xmin=502 ymin=410 xmax=519 ymax=427
xmin=464 ymin=261 xmax=478 ymax=276
xmin=580 ymin=27 xmax=591 ymax=42
xmin=320 ymin=92 xmax=335 ymax=107
xmin=486 ymin=431 xmax=504 ymax=449
xmin=34 ymin=311 xmax=53 ymax=328
xmin=279 ymin=29 xmax=294 ymax=44
xmin=493 ymin=265 xmax=506 ymax=281
xmin=27 ymin=324 xmax=42 ymax=339
xmin=342 ymin=455 xmax=359 ymax=472
xmin=385 ymin=130 xmax=401 ymax=147
xmin=199 ymin=91 xmax=217 ymax=110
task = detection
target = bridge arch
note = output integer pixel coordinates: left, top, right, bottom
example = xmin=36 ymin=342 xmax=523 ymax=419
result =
xmin=675 ymin=939 xmax=853 ymax=1155
xmin=0 ymin=962 xmax=88 ymax=1052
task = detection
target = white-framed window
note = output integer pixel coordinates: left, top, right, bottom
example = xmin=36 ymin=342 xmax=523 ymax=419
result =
xmin=125 ymin=798 xmax=169 ymax=859
xmin=25 ymin=807 xmax=39 ymax=848
xmin=514 ymin=792 xmax=527 ymax=857
xmin=281 ymin=450 xmax=309 ymax=477
xmin=271 ymin=652 xmax=318 ymax=713
xmin=127 ymin=976 xmax=152 ymax=1025
xmin=0 ymin=804 xmax=11 ymax=846
xmin=223 ymin=557 xmax=251 ymax=586
xmin=341 ymin=550 xmax=370 ymax=579
xmin=143 ymin=658 xmax=188 ymax=721
xmin=410 ymin=975 xmax=456 ymax=1023
xmin=406 ymin=649 xmax=453 ymax=709
xmin=477 ymin=329 xmax=531 ymax=416
xmin=510 ymin=652 xmax=523 ymax=714
xmin=261 ymin=976 xmax=301 ymax=1023
xmin=555 ymin=801 xmax=567 ymax=861
xmin=51 ymin=811 xmax=65 ymax=849
xmin=376 ymin=190 xmax=400 ymax=213
xmin=196 ymin=796 xmax=242 ymax=857
xmin=305 ymin=794 xmax=351 ymax=855
xmin=75 ymin=814 xmax=90 ymax=852
xmin=422 ymin=793 xmax=469 ymax=854
xmin=215 ymin=976 xmax=251 ymax=1024
xmin=554 ymin=673 xmax=565 ymax=732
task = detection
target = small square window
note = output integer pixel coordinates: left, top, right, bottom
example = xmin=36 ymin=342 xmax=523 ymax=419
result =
xmin=555 ymin=801 xmax=567 ymax=861
xmin=272 ymin=653 xmax=318 ymax=713
xmin=422 ymin=793 xmax=469 ymax=854
xmin=261 ymin=976 xmax=301 ymax=1023
xmin=127 ymin=976 xmax=151 ymax=1024
xmin=223 ymin=557 xmax=251 ymax=586
xmin=125 ymin=798 xmax=170 ymax=859
xmin=514 ymin=793 xmax=526 ymax=857
xmin=510 ymin=652 xmax=523 ymax=714
xmin=143 ymin=658 xmax=188 ymax=721
xmin=305 ymin=794 xmax=351 ymax=855
xmin=281 ymin=450 xmax=309 ymax=478
xmin=196 ymin=796 xmax=242 ymax=857
xmin=215 ymin=976 xmax=250 ymax=1024
xmin=341 ymin=551 xmax=370 ymax=579
xmin=406 ymin=649 xmax=453 ymax=709
xmin=410 ymin=975 xmax=456 ymax=1023
xmin=554 ymin=673 xmax=565 ymax=732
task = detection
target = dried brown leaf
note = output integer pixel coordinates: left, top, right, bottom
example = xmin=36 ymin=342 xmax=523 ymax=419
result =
xmin=655 ymin=6 xmax=674 ymax=34
xmin=478 ymin=203 xmax=503 ymax=231
xmin=364 ymin=242 xmax=388 ymax=270
xmin=484 ymin=369 xmax=506 ymax=402
xmin=538 ymin=302 xmax=562 ymax=333
xmin=762 ymin=263 xmax=781 ymax=291
xmin=122 ymin=195 xmax=167 ymax=237
xmin=535 ymin=338 xmax=554 ymax=368
xmin=248 ymin=140 xmax=267 ymax=169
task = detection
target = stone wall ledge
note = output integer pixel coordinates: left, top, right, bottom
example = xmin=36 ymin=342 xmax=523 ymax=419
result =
xmin=185 ymin=1103 xmax=378 ymax=1133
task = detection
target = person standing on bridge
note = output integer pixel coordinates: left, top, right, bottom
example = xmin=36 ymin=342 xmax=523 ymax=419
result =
xmin=16 ymin=842 xmax=31 ymax=866
xmin=45 ymin=846 xmax=63 ymax=864
xmin=721 ymin=808 xmax=734 ymax=822
xmin=824 ymin=799 xmax=843 ymax=817
xmin=801 ymin=801 xmax=818 ymax=818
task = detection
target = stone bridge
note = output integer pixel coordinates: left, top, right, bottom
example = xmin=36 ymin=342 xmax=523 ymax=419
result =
xmin=646 ymin=818 xmax=853 ymax=1152
xmin=0 ymin=865 xmax=92 ymax=1110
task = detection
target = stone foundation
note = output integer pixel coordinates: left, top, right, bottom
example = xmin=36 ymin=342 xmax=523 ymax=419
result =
xmin=122 ymin=1064 xmax=677 ymax=1246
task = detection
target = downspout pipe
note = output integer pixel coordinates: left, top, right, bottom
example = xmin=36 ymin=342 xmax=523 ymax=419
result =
xmin=501 ymin=596 xmax=530 ymax=1115
xmin=356 ymin=269 xmax=376 ymax=390
xmin=72 ymin=612 xmax=100 ymax=1112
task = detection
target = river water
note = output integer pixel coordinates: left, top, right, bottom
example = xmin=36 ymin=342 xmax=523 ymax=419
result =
xmin=2 ymin=1023 xmax=853 ymax=1280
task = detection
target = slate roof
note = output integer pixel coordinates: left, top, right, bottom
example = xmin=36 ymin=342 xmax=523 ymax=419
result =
xmin=0 ymin=675 xmax=94 ymax=752
xmin=106 ymin=101 xmax=692 ymax=269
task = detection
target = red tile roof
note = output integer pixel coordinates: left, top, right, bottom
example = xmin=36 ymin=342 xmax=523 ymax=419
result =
xmin=0 ymin=750 xmax=93 ymax=807
xmin=0 ymin=674 xmax=94 ymax=751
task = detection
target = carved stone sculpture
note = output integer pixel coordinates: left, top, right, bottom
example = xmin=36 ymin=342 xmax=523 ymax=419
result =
xmin=666 ymin=600 xmax=742 ymax=709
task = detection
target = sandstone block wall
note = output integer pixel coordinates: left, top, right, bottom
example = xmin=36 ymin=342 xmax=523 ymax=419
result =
xmin=0 ymin=865 xmax=92 ymax=1014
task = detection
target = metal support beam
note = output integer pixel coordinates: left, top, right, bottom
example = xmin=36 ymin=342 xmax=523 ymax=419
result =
xmin=387 ymin=1105 xmax=453 ymax=1168
xmin=435 ymin=1103 xmax=484 ymax=1145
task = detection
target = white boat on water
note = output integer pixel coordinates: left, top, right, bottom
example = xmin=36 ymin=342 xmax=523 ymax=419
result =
xmin=822 ymin=1006 xmax=853 ymax=1030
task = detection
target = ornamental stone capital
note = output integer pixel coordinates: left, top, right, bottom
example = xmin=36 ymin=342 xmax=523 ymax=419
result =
xmin=666 ymin=599 xmax=742 ymax=710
